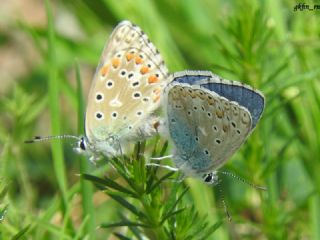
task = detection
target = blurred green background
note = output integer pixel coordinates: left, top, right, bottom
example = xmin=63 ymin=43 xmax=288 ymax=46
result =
xmin=1 ymin=0 xmax=320 ymax=239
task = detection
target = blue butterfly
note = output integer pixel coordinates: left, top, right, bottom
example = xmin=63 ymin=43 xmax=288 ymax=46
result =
xmin=159 ymin=70 xmax=265 ymax=183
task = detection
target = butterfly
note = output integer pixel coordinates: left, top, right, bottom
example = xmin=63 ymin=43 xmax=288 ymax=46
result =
xmin=26 ymin=20 xmax=169 ymax=162
xmin=158 ymin=70 xmax=265 ymax=183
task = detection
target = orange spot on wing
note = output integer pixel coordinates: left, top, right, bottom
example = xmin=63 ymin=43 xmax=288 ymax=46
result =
xmin=140 ymin=66 xmax=149 ymax=74
xmin=153 ymin=95 xmax=160 ymax=103
xmin=148 ymin=75 xmax=159 ymax=84
xmin=181 ymin=89 xmax=187 ymax=97
xmin=101 ymin=65 xmax=109 ymax=77
xmin=126 ymin=53 xmax=134 ymax=61
xmin=135 ymin=56 xmax=143 ymax=64
xmin=153 ymin=87 xmax=161 ymax=95
xmin=112 ymin=58 xmax=120 ymax=68
xmin=216 ymin=110 xmax=223 ymax=118
xmin=223 ymin=125 xmax=229 ymax=132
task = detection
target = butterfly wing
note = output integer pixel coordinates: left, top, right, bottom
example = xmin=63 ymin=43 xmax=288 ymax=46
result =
xmin=166 ymin=83 xmax=253 ymax=175
xmin=196 ymin=75 xmax=264 ymax=129
xmin=171 ymin=70 xmax=211 ymax=85
xmin=171 ymin=71 xmax=265 ymax=129
xmin=85 ymin=21 xmax=169 ymax=153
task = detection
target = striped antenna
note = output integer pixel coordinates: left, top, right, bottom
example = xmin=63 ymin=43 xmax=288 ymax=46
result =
xmin=219 ymin=171 xmax=267 ymax=191
xmin=216 ymin=180 xmax=232 ymax=222
xmin=24 ymin=135 xmax=80 ymax=144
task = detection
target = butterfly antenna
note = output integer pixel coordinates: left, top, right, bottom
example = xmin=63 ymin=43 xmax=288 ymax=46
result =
xmin=217 ymin=180 xmax=232 ymax=222
xmin=219 ymin=171 xmax=267 ymax=191
xmin=24 ymin=135 xmax=80 ymax=144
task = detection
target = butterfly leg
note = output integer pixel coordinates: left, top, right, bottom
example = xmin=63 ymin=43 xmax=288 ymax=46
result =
xmin=150 ymin=155 xmax=174 ymax=161
xmin=146 ymin=163 xmax=179 ymax=171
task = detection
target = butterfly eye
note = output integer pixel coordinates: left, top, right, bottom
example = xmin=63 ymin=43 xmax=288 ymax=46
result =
xmin=203 ymin=173 xmax=213 ymax=183
xmin=79 ymin=137 xmax=87 ymax=150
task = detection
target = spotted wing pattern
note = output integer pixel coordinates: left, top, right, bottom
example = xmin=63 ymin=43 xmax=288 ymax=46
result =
xmin=85 ymin=21 xmax=169 ymax=155
xmin=165 ymin=83 xmax=253 ymax=176
xmin=171 ymin=70 xmax=265 ymax=129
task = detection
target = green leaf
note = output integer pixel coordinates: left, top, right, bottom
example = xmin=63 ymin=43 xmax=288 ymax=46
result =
xmin=113 ymin=232 xmax=132 ymax=240
xmin=199 ymin=221 xmax=223 ymax=240
xmin=100 ymin=221 xmax=150 ymax=228
xmin=12 ymin=225 xmax=31 ymax=240
xmin=146 ymin=171 xmax=175 ymax=194
xmin=108 ymin=193 xmax=146 ymax=219
xmin=161 ymin=187 xmax=189 ymax=224
xmin=160 ymin=208 xmax=186 ymax=225
xmin=82 ymin=173 xmax=136 ymax=196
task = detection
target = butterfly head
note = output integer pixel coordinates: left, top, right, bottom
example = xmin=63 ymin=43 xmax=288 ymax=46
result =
xmin=73 ymin=136 xmax=101 ymax=162
xmin=25 ymin=134 xmax=101 ymax=162
xmin=73 ymin=136 xmax=89 ymax=154
xmin=201 ymin=171 xmax=219 ymax=185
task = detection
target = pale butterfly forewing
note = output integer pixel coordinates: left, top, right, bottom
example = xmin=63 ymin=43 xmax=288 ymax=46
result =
xmin=85 ymin=20 xmax=169 ymax=155
xmin=171 ymin=70 xmax=265 ymax=129
xmin=165 ymin=83 xmax=253 ymax=177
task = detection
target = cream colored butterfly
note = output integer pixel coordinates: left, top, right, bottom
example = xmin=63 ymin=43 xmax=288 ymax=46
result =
xmin=26 ymin=20 xmax=169 ymax=161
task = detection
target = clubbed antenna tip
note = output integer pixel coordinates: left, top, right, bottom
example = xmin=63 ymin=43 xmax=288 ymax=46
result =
xmin=24 ymin=136 xmax=42 ymax=143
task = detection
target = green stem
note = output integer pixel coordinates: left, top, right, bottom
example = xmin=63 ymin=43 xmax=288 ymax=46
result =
xmin=75 ymin=61 xmax=96 ymax=239
xmin=139 ymin=194 xmax=166 ymax=239
xmin=45 ymin=0 xmax=69 ymax=220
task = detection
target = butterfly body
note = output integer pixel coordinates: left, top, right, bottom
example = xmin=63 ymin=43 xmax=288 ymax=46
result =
xmin=164 ymin=71 xmax=264 ymax=183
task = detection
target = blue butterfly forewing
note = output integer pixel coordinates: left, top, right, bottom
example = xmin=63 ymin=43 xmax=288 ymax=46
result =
xmin=171 ymin=71 xmax=265 ymax=128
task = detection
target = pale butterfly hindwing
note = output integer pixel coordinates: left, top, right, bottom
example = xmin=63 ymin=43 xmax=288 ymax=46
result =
xmin=165 ymin=83 xmax=255 ymax=178
xmin=85 ymin=21 xmax=169 ymax=156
